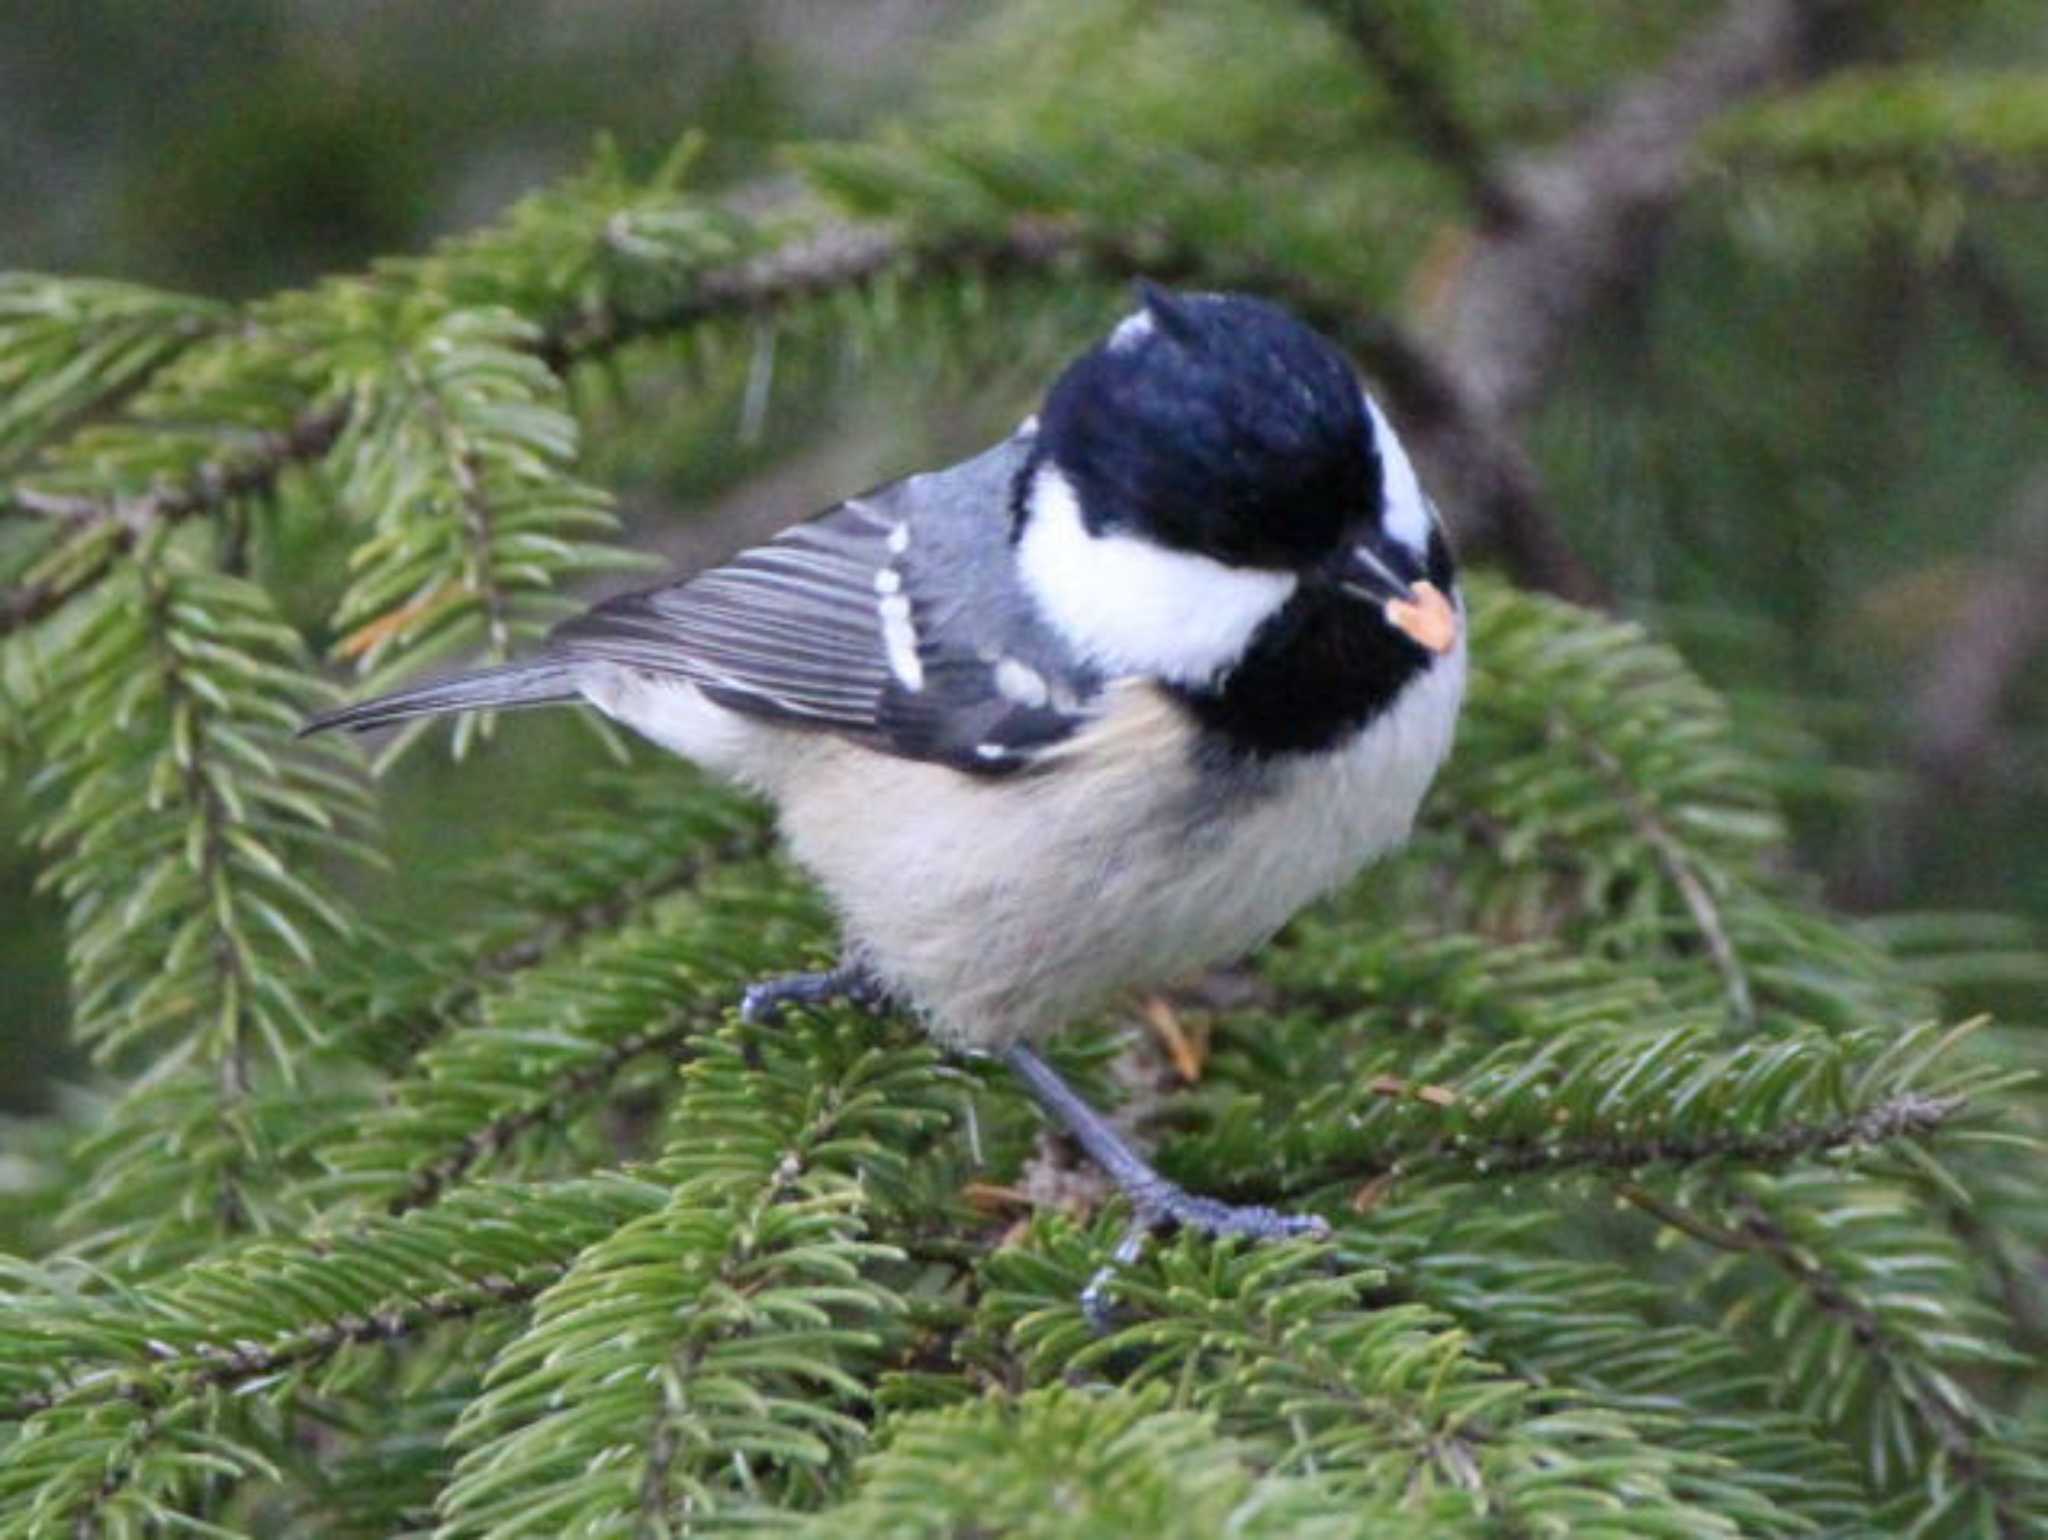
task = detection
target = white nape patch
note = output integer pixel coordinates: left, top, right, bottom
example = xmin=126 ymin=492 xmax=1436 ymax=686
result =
xmin=878 ymin=592 xmax=924 ymax=690
xmin=1016 ymin=465 xmax=1297 ymax=684
xmin=1108 ymin=309 xmax=1154 ymax=351
xmin=1364 ymin=391 xmax=1432 ymax=554
xmin=1016 ymin=413 xmax=1040 ymax=438
xmin=992 ymin=656 xmax=1049 ymax=708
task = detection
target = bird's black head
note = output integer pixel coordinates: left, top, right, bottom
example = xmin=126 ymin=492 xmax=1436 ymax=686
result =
xmin=1035 ymin=284 xmax=1378 ymax=570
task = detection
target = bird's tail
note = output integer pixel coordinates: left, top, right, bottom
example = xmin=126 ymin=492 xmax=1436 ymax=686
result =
xmin=299 ymin=659 xmax=580 ymax=736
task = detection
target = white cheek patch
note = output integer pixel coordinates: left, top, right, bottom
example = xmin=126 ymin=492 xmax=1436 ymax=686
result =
xmin=1016 ymin=465 xmax=1297 ymax=684
xmin=1365 ymin=391 xmax=1432 ymax=555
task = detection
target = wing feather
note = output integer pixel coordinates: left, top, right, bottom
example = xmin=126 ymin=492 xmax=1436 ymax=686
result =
xmin=549 ymin=439 xmax=1101 ymax=773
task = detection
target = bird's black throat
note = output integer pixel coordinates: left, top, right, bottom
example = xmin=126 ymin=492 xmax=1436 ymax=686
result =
xmin=1173 ymin=529 xmax=1456 ymax=759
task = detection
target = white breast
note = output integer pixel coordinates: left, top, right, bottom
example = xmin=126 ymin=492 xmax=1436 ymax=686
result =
xmin=769 ymin=637 xmax=1467 ymax=1050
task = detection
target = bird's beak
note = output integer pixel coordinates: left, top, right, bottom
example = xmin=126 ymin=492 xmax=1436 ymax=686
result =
xmin=1333 ymin=544 xmax=1459 ymax=655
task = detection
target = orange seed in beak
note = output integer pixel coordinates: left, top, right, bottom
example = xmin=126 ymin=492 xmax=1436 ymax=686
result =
xmin=1385 ymin=579 xmax=1458 ymax=654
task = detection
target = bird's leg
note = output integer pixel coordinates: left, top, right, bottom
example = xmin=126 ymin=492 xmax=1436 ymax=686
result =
xmin=739 ymin=959 xmax=890 ymax=1024
xmin=1002 ymin=1042 xmax=1328 ymax=1328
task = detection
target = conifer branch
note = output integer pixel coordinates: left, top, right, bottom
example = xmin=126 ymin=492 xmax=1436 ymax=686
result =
xmin=1649 ymin=1186 xmax=2031 ymax=1539
xmin=354 ymin=814 xmax=771 ymax=1067
xmin=0 ymin=404 xmax=347 ymax=637
xmin=389 ymin=1010 xmax=708 ymax=1216
xmin=4 ymin=402 xmax=347 ymax=530
xmin=1499 ymin=1090 xmax=1959 ymax=1178
xmin=1252 ymin=1089 xmax=1962 ymax=1200
xmin=1577 ymin=735 xmax=1756 ymax=1026
xmin=5 ymin=1270 xmax=552 ymax=1424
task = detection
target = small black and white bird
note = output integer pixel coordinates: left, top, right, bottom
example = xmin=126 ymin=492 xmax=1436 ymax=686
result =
xmin=306 ymin=284 xmax=1465 ymax=1276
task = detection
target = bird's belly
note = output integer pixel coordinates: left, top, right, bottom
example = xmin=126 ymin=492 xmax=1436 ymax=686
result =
xmin=774 ymin=676 xmax=1458 ymax=1050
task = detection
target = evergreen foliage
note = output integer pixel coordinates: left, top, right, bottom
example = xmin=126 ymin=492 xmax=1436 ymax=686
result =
xmin=3 ymin=1 xmax=2045 ymax=1534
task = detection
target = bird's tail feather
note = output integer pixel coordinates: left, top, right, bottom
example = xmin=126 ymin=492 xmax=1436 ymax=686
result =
xmin=299 ymin=659 xmax=580 ymax=736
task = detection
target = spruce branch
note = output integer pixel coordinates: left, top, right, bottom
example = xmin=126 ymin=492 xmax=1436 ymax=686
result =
xmin=1261 ymin=1088 xmax=1963 ymax=1199
xmin=1380 ymin=1202 xmax=1875 ymax=1526
xmin=1576 ymin=734 xmax=1757 ymax=1028
xmin=0 ymin=403 xmax=347 ymax=637
xmin=1643 ymin=1185 xmax=2031 ymax=1538
xmin=4 ymin=1270 xmax=551 ymax=1425
xmin=324 ymin=778 xmax=771 ymax=1069
xmin=0 ymin=274 xmax=233 ymax=474
xmin=796 ymin=1386 xmax=1391 ymax=1540
xmin=23 ymin=539 xmax=378 ymax=1267
xmin=0 ymin=1178 xmax=661 ymax=1536
xmin=387 ymin=1010 xmax=706 ymax=1218
xmin=439 ymin=1021 xmax=951 ymax=1533
xmin=977 ymin=1234 xmax=1803 ymax=1534
xmin=2 ymin=401 xmax=347 ymax=531
xmin=318 ymin=872 xmax=825 ymax=1218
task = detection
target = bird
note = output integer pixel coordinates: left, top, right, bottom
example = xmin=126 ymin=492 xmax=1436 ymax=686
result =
xmin=304 ymin=283 xmax=1466 ymax=1302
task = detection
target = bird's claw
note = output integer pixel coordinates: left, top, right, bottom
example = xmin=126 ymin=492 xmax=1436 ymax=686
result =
xmin=1080 ymin=1183 xmax=1330 ymax=1332
xmin=739 ymin=964 xmax=888 ymax=1025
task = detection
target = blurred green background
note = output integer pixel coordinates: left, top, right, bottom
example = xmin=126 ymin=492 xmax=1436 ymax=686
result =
xmin=4 ymin=0 xmax=2047 ymax=1114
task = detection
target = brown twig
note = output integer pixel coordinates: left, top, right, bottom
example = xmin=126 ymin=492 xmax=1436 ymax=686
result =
xmin=1 ymin=404 xmax=349 ymax=635
xmin=1410 ymin=0 xmax=1830 ymax=607
xmin=1441 ymin=0 xmax=1818 ymax=425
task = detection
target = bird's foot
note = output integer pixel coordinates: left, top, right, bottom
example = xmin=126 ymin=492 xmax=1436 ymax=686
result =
xmin=999 ymin=1041 xmax=1326 ymax=1331
xmin=739 ymin=961 xmax=890 ymax=1025
xmin=1081 ymin=1177 xmax=1329 ymax=1330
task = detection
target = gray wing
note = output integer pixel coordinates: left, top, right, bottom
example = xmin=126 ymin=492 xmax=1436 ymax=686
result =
xmin=549 ymin=432 xmax=1101 ymax=775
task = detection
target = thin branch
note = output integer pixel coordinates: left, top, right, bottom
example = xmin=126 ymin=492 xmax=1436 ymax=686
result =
xmin=0 ymin=0 xmax=1829 ymax=636
xmin=2 ymin=210 xmax=1596 ymax=636
xmin=1325 ymin=1 xmax=1525 ymax=231
xmin=1687 ymin=1189 xmax=2029 ymax=1540
xmin=349 ymin=813 xmax=771 ymax=1067
xmin=389 ymin=1011 xmax=711 ymax=1216
xmin=637 ymin=1077 xmax=849 ymax=1528
xmin=0 ymin=544 xmax=121 ymax=633
xmin=1446 ymin=1090 xmax=1959 ymax=1179
xmin=1905 ymin=474 xmax=2048 ymax=792
xmin=5 ymin=401 xmax=349 ymax=531
xmin=0 ymin=404 xmax=349 ymax=636
xmin=1394 ymin=0 xmax=1831 ymax=606
xmin=5 ymin=1268 xmax=553 ymax=1424
xmin=1253 ymin=1089 xmax=1962 ymax=1201
xmin=1577 ymin=736 xmax=1756 ymax=1027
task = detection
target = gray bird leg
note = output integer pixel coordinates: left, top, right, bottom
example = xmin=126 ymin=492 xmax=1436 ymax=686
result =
xmin=740 ymin=960 xmax=889 ymax=1024
xmin=1002 ymin=1041 xmax=1328 ymax=1328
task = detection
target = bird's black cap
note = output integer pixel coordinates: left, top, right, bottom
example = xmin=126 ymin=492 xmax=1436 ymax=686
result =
xmin=1035 ymin=284 xmax=1378 ymax=569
